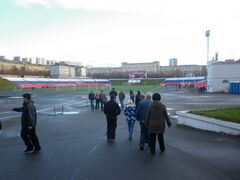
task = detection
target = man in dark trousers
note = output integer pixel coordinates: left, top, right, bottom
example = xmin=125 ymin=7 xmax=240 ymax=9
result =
xmin=104 ymin=95 xmax=121 ymax=142
xmin=136 ymin=92 xmax=152 ymax=150
xmin=146 ymin=93 xmax=171 ymax=155
xmin=99 ymin=90 xmax=107 ymax=111
xmin=88 ymin=91 xmax=95 ymax=111
xmin=118 ymin=90 xmax=125 ymax=110
xmin=12 ymin=93 xmax=41 ymax=153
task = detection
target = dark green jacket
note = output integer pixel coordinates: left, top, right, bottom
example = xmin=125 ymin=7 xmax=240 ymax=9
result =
xmin=13 ymin=100 xmax=37 ymax=129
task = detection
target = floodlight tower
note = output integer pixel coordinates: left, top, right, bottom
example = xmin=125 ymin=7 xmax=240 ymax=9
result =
xmin=205 ymin=30 xmax=210 ymax=63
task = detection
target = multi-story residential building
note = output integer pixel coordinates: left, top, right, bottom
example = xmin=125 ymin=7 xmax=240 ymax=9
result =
xmin=169 ymin=58 xmax=178 ymax=66
xmin=87 ymin=67 xmax=122 ymax=75
xmin=50 ymin=65 xmax=76 ymax=78
xmin=121 ymin=61 xmax=160 ymax=73
xmin=207 ymin=59 xmax=240 ymax=92
xmin=29 ymin=58 xmax=36 ymax=64
xmin=65 ymin=61 xmax=83 ymax=67
xmin=36 ymin=58 xmax=41 ymax=65
xmin=160 ymin=65 xmax=206 ymax=76
xmin=22 ymin=58 xmax=29 ymax=63
xmin=46 ymin=60 xmax=56 ymax=65
xmin=13 ymin=56 xmax=21 ymax=62
xmin=0 ymin=56 xmax=5 ymax=60
xmin=41 ymin=58 xmax=46 ymax=65
xmin=86 ymin=61 xmax=205 ymax=77
xmin=76 ymin=66 xmax=87 ymax=77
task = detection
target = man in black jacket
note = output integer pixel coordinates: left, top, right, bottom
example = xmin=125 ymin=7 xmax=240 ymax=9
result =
xmin=118 ymin=91 xmax=125 ymax=110
xmin=109 ymin=88 xmax=118 ymax=98
xmin=88 ymin=91 xmax=95 ymax=111
xmin=12 ymin=93 xmax=41 ymax=153
xmin=104 ymin=95 xmax=121 ymax=142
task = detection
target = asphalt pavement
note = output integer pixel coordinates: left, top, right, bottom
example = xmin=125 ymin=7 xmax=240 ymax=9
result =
xmin=0 ymin=89 xmax=240 ymax=180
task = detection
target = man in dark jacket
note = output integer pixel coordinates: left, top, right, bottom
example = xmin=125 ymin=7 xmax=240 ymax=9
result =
xmin=136 ymin=92 xmax=152 ymax=150
xmin=88 ymin=91 xmax=95 ymax=111
xmin=12 ymin=93 xmax=41 ymax=153
xmin=109 ymin=88 xmax=118 ymax=98
xmin=99 ymin=90 xmax=107 ymax=111
xmin=104 ymin=95 xmax=121 ymax=142
xmin=118 ymin=91 xmax=125 ymax=110
xmin=146 ymin=93 xmax=171 ymax=155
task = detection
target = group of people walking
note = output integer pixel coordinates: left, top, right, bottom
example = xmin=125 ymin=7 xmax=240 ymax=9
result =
xmin=95 ymin=88 xmax=172 ymax=155
xmin=13 ymin=88 xmax=171 ymax=155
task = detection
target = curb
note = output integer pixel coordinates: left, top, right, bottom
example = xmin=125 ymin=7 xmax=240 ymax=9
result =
xmin=176 ymin=111 xmax=240 ymax=136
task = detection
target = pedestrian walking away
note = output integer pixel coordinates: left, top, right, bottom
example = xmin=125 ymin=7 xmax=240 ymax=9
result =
xmin=124 ymin=99 xmax=136 ymax=140
xmin=99 ymin=90 xmax=107 ymax=111
xmin=104 ymin=95 xmax=121 ymax=143
xmin=145 ymin=93 xmax=171 ymax=155
xmin=129 ymin=89 xmax=135 ymax=103
xmin=119 ymin=91 xmax=125 ymax=110
xmin=136 ymin=92 xmax=151 ymax=150
xmin=12 ymin=93 xmax=41 ymax=153
xmin=88 ymin=91 xmax=95 ymax=111
xmin=135 ymin=91 xmax=141 ymax=109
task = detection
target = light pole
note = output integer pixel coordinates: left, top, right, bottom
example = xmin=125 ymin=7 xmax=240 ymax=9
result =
xmin=205 ymin=30 xmax=210 ymax=63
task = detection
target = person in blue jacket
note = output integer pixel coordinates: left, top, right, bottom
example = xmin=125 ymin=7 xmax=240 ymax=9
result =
xmin=135 ymin=92 xmax=152 ymax=150
xmin=124 ymin=99 xmax=136 ymax=140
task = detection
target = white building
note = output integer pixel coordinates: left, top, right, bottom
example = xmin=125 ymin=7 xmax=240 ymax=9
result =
xmin=22 ymin=58 xmax=29 ymax=63
xmin=76 ymin=66 xmax=87 ymax=77
xmin=0 ymin=56 xmax=5 ymax=60
xmin=207 ymin=60 xmax=240 ymax=92
xmin=29 ymin=58 xmax=36 ymax=64
xmin=13 ymin=56 xmax=21 ymax=62
xmin=121 ymin=61 xmax=160 ymax=73
xmin=50 ymin=65 xmax=76 ymax=78
xmin=169 ymin=58 xmax=178 ymax=66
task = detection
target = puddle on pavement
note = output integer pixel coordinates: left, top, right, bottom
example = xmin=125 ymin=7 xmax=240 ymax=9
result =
xmin=49 ymin=111 xmax=80 ymax=115
xmin=63 ymin=112 xmax=79 ymax=115
xmin=8 ymin=97 xmax=22 ymax=99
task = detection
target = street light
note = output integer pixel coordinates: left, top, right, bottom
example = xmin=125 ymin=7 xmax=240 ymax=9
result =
xmin=205 ymin=30 xmax=210 ymax=63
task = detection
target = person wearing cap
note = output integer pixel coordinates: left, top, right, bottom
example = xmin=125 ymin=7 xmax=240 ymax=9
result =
xmin=104 ymin=95 xmax=121 ymax=142
xmin=12 ymin=93 xmax=41 ymax=153
xmin=145 ymin=93 xmax=171 ymax=155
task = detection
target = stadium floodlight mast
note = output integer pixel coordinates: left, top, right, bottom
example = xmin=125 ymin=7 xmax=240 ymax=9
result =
xmin=205 ymin=30 xmax=210 ymax=63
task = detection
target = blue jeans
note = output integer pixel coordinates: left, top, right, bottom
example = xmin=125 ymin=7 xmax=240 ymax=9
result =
xmin=139 ymin=122 xmax=148 ymax=147
xmin=127 ymin=121 xmax=135 ymax=138
xmin=90 ymin=100 xmax=94 ymax=111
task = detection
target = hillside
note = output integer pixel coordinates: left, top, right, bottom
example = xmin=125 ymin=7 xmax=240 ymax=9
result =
xmin=0 ymin=77 xmax=17 ymax=90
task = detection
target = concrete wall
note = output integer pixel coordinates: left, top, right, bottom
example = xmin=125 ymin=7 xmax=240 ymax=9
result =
xmin=207 ymin=61 xmax=240 ymax=92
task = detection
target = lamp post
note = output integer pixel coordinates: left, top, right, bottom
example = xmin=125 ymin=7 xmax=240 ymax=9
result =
xmin=205 ymin=30 xmax=210 ymax=63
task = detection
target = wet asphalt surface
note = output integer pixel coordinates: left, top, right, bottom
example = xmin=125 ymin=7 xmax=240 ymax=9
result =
xmin=0 ymin=88 xmax=240 ymax=180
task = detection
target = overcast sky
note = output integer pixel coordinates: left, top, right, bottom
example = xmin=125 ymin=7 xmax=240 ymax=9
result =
xmin=0 ymin=0 xmax=239 ymax=66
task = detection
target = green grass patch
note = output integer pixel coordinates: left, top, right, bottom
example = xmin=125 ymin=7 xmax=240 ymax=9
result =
xmin=8 ymin=84 xmax=163 ymax=95
xmin=190 ymin=108 xmax=240 ymax=124
xmin=110 ymin=79 xmax=164 ymax=86
xmin=0 ymin=77 xmax=17 ymax=90
xmin=111 ymin=85 xmax=163 ymax=93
